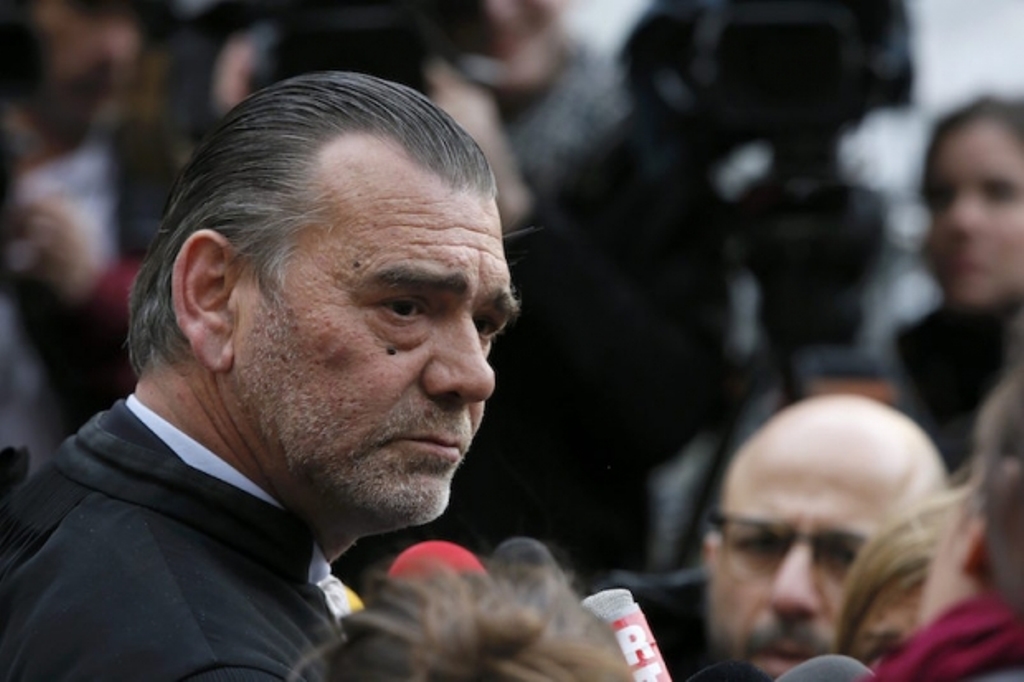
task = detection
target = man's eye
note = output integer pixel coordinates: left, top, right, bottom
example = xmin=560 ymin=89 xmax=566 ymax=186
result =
xmin=474 ymin=316 xmax=502 ymax=337
xmin=735 ymin=533 xmax=789 ymax=557
xmin=387 ymin=301 xmax=421 ymax=317
xmin=816 ymin=537 xmax=861 ymax=570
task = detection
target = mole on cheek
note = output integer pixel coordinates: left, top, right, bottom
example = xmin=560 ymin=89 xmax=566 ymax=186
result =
xmin=386 ymin=347 xmax=397 ymax=356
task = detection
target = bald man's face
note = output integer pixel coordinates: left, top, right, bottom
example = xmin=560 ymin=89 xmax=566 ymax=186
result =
xmin=702 ymin=400 xmax=944 ymax=678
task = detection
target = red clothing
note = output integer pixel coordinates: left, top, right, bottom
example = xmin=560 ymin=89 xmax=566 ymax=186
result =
xmin=869 ymin=593 xmax=1024 ymax=682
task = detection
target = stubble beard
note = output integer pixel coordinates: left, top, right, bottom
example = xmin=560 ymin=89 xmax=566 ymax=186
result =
xmin=743 ymin=617 xmax=831 ymax=664
xmin=286 ymin=397 xmax=473 ymax=534
xmin=234 ymin=297 xmax=475 ymax=539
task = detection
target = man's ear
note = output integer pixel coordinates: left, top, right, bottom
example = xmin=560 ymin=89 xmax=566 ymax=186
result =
xmin=172 ymin=230 xmax=245 ymax=373
xmin=963 ymin=513 xmax=992 ymax=581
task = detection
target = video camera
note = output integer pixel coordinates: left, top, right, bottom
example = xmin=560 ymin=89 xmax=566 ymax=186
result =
xmin=627 ymin=0 xmax=912 ymax=142
xmin=626 ymin=0 xmax=913 ymax=364
xmin=627 ymin=2 xmax=919 ymax=566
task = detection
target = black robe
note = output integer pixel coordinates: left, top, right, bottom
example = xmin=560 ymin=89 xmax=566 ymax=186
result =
xmin=0 ymin=402 xmax=336 ymax=681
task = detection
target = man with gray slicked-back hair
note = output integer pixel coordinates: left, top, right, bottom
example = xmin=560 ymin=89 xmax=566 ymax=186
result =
xmin=0 ymin=71 xmax=517 ymax=681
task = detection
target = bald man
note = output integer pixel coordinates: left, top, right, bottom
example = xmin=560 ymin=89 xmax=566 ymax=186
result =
xmin=702 ymin=395 xmax=947 ymax=678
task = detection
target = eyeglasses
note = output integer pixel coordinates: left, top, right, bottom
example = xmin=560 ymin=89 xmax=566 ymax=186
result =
xmin=708 ymin=511 xmax=868 ymax=586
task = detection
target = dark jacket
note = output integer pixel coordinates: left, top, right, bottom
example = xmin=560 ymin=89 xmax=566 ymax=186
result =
xmin=0 ymin=402 xmax=336 ymax=681
xmin=897 ymin=309 xmax=1006 ymax=471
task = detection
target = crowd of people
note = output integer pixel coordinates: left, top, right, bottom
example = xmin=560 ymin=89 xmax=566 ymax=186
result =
xmin=1 ymin=0 xmax=1024 ymax=680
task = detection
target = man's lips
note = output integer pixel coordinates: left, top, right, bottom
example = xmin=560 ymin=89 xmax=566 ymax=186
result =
xmin=399 ymin=435 xmax=465 ymax=463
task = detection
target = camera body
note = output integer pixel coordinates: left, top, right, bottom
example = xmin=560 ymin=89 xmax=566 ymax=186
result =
xmin=625 ymin=0 xmax=914 ymax=381
xmin=627 ymin=0 xmax=912 ymax=140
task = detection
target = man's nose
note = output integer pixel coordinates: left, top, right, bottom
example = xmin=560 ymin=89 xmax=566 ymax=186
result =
xmin=421 ymin=318 xmax=496 ymax=405
xmin=769 ymin=542 xmax=823 ymax=621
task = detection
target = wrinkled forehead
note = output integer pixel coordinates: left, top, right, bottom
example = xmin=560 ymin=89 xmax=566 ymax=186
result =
xmin=302 ymin=135 xmax=504 ymax=274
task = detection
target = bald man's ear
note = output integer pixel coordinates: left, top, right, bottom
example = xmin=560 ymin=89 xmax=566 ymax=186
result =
xmin=172 ymin=230 xmax=245 ymax=373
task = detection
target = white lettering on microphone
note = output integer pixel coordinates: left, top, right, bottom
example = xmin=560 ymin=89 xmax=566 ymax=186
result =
xmin=616 ymin=624 xmax=655 ymax=665
xmin=633 ymin=662 xmax=664 ymax=682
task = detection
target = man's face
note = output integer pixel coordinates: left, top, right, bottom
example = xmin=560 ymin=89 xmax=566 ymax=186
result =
xmin=229 ymin=135 xmax=513 ymax=550
xmin=703 ymin=434 xmax=914 ymax=678
xmin=30 ymin=0 xmax=142 ymax=127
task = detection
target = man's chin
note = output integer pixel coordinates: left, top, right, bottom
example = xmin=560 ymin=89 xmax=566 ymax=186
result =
xmin=369 ymin=483 xmax=451 ymax=532
xmin=404 ymin=490 xmax=451 ymax=528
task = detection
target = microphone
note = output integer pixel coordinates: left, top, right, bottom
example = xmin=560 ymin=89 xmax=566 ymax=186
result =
xmin=775 ymin=655 xmax=873 ymax=681
xmin=684 ymin=661 xmax=772 ymax=681
xmin=491 ymin=536 xmax=561 ymax=570
xmin=582 ymin=588 xmax=673 ymax=682
xmin=386 ymin=540 xmax=487 ymax=579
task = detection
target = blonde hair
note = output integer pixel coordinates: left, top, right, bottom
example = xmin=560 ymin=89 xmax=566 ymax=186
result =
xmin=834 ymin=486 xmax=967 ymax=661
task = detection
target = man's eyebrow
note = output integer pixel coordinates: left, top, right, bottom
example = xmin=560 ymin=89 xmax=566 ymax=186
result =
xmin=372 ymin=265 xmax=469 ymax=294
xmin=370 ymin=265 xmax=521 ymax=324
xmin=493 ymin=287 xmax=522 ymax=327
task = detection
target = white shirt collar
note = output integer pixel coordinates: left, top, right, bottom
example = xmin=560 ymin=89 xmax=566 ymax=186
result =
xmin=125 ymin=394 xmax=332 ymax=584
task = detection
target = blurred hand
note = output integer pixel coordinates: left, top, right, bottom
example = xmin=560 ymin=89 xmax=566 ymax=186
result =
xmin=426 ymin=59 xmax=534 ymax=233
xmin=4 ymin=195 xmax=105 ymax=306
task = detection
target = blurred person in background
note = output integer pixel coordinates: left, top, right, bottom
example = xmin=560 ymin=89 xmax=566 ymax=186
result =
xmin=832 ymin=485 xmax=968 ymax=666
xmin=870 ymin=364 xmax=1024 ymax=681
xmin=605 ymin=394 xmax=947 ymax=679
xmin=899 ymin=96 xmax=1024 ymax=472
xmin=424 ymin=0 xmax=631 ymax=198
xmin=207 ymin=0 xmax=630 ymax=203
xmin=981 ymin=361 xmax=1024 ymax=628
xmin=699 ymin=395 xmax=946 ymax=678
xmin=1 ymin=0 xmax=179 ymax=442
